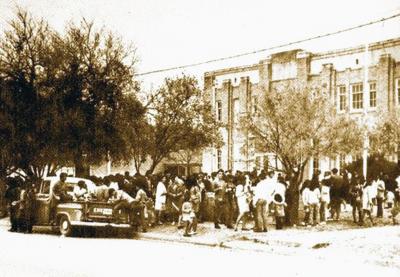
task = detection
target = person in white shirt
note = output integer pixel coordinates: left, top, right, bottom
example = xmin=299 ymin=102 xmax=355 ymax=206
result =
xmin=234 ymin=175 xmax=251 ymax=231
xmin=155 ymin=176 xmax=167 ymax=225
xmin=110 ymin=187 xmax=147 ymax=232
xmin=386 ymin=191 xmax=395 ymax=209
xmin=319 ymin=172 xmax=331 ymax=224
xmin=73 ymin=181 xmax=88 ymax=201
xmin=362 ymin=179 xmax=375 ymax=226
xmin=253 ymin=172 xmax=273 ymax=232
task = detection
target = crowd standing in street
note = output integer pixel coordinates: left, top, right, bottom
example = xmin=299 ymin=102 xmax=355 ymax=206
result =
xmin=2 ymin=166 xmax=400 ymax=237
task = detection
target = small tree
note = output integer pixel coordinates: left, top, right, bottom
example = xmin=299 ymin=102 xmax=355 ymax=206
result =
xmin=370 ymin=110 xmax=400 ymax=157
xmin=146 ymin=75 xmax=221 ymax=174
xmin=116 ymin=94 xmax=148 ymax=174
xmin=241 ymin=87 xmax=363 ymax=224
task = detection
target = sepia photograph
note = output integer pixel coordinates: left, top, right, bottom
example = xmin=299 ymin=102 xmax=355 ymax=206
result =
xmin=0 ymin=0 xmax=400 ymax=276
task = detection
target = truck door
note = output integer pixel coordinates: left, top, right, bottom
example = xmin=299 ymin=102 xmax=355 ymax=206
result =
xmin=35 ymin=180 xmax=52 ymax=225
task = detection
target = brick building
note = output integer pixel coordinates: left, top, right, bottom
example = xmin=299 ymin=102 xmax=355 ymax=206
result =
xmin=201 ymin=37 xmax=400 ymax=177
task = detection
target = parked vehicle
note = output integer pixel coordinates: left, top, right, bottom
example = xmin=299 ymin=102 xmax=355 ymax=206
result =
xmin=34 ymin=177 xmax=135 ymax=237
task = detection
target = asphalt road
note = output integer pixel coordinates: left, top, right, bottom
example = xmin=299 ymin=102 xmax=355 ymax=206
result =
xmin=0 ymin=220 xmax=399 ymax=277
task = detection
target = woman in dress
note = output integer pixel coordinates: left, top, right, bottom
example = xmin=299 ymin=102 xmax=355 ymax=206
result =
xmin=155 ymin=175 xmax=167 ymax=224
xmin=234 ymin=175 xmax=250 ymax=231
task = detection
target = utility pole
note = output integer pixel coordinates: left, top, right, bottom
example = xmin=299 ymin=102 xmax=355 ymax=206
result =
xmin=362 ymin=42 xmax=370 ymax=179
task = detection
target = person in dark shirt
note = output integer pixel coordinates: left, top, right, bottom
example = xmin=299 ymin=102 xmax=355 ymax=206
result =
xmin=213 ymin=170 xmax=226 ymax=229
xmin=330 ymin=168 xmax=344 ymax=221
xmin=5 ymin=178 xmax=21 ymax=232
xmin=349 ymin=174 xmax=363 ymax=225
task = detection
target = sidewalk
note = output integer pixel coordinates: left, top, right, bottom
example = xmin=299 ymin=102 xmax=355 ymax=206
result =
xmin=138 ymin=219 xmax=400 ymax=269
xmin=138 ymin=212 xmax=393 ymax=249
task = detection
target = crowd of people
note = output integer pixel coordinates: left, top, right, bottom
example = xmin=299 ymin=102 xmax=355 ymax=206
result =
xmin=2 ymin=167 xmax=400 ymax=237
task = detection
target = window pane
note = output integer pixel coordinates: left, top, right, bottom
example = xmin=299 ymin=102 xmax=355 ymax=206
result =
xmin=338 ymin=85 xmax=346 ymax=111
xmin=369 ymin=82 xmax=376 ymax=108
xmin=352 ymin=83 xmax=363 ymax=109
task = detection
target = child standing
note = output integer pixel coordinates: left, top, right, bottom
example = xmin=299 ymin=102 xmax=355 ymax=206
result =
xmin=181 ymin=196 xmax=195 ymax=237
xmin=272 ymin=193 xmax=286 ymax=230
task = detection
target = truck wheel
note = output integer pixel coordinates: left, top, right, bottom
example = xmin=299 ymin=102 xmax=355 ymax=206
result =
xmin=59 ymin=216 xmax=73 ymax=237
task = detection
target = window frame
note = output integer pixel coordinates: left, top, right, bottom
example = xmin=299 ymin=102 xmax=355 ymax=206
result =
xmin=337 ymin=85 xmax=347 ymax=112
xmin=396 ymin=78 xmax=400 ymax=105
xmin=351 ymin=83 xmax=363 ymax=110
xmin=217 ymin=149 xmax=222 ymax=170
xmin=369 ymin=82 xmax=377 ymax=108
xmin=233 ymin=98 xmax=240 ymax=124
xmin=216 ymin=100 xmax=222 ymax=121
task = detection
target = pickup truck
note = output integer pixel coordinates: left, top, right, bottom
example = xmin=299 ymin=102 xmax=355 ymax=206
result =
xmin=34 ymin=176 xmax=135 ymax=237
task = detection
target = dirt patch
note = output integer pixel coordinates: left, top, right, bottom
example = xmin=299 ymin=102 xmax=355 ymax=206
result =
xmin=312 ymin=242 xmax=330 ymax=249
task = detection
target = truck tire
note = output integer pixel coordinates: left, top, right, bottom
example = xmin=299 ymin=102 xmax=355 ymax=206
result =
xmin=59 ymin=215 xmax=73 ymax=237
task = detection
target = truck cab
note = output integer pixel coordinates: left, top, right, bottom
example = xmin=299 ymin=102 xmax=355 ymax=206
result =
xmin=34 ymin=177 xmax=134 ymax=236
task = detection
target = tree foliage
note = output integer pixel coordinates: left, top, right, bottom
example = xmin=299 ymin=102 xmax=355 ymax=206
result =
xmin=0 ymin=9 xmax=62 ymax=179
xmin=370 ymin=110 xmax=400 ymax=156
xmin=0 ymin=9 xmax=144 ymax=179
xmin=241 ymin=87 xmax=363 ymax=223
xmin=145 ymin=75 xmax=222 ymax=174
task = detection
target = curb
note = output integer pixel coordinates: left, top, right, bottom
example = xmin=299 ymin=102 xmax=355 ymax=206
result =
xmin=137 ymin=233 xmax=222 ymax=248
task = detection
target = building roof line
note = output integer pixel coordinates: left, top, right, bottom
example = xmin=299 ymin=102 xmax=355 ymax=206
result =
xmin=312 ymin=37 xmax=400 ymax=60
xmin=205 ymin=37 xmax=400 ymax=77
xmin=204 ymin=64 xmax=259 ymax=77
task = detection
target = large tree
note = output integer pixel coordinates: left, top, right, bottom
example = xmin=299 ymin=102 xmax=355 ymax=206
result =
xmin=0 ymin=9 xmax=66 ymax=180
xmin=241 ymin=87 xmax=363 ymax=224
xmin=145 ymin=75 xmax=221 ymax=174
xmin=0 ymin=9 xmax=144 ymax=179
xmin=48 ymin=19 xmax=143 ymax=177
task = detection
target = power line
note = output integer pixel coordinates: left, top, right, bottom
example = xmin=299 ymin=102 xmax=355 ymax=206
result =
xmin=134 ymin=11 xmax=400 ymax=76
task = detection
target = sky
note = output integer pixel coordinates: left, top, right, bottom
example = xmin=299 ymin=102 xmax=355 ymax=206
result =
xmin=1 ymin=0 xmax=399 ymax=89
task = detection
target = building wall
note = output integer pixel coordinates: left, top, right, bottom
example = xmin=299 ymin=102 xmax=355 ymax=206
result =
xmin=202 ymin=37 xmax=400 ymax=177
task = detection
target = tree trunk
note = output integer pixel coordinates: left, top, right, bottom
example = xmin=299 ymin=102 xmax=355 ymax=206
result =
xmin=74 ymin=156 xmax=90 ymax=178
xmin=287 ymin=183 xmax=300 ymax=225
xmin=134 ymin=160 xmax=141 ymax=175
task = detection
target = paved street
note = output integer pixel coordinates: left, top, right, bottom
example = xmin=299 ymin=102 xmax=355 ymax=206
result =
xmin=1 ymin=218 xmax=399 ymax=277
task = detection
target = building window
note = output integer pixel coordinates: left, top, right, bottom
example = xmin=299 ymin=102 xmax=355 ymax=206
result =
xmin=233 ymin=98 xmax=239 ymax=124
xmin=216 ymin=101 xmax=222 ymax=121
xmin=338 ymin=85 xmax=346 ymax=111
xmin=396 ymin=79 xmax=400 ymax=105
xmin=369 ymin=82 xmax=376 ymax=108
xmin=351 ymin=83 xmax=363 ymax=110
xmin=252 ymin=96 xmax=258 ymax=114
xmin=217 ymin=149 xmax=222 ymax=169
